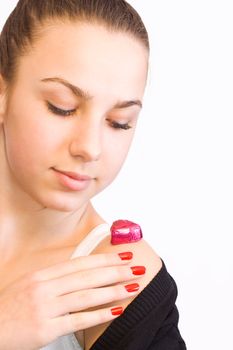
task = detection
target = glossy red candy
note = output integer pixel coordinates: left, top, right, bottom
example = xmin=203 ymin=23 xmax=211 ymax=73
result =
xmin=110 ymin=219 xmax=143 ymax=245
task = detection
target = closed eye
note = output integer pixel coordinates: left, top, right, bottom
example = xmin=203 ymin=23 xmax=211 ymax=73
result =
xmin=46 ymin=102 xmax=76 ymax=116
xmin=46 ymin=102 xmax=132 ymax=130
xmin=107 ymin=120 xmax=132 ymax=130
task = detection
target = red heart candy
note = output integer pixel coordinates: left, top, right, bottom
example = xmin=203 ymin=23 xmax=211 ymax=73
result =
xmin=110 ymin=220 xmax=143 ymax=245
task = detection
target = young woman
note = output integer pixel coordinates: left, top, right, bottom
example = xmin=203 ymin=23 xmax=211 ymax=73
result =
xmin=0 ymin=1 xmax=186 ymax=349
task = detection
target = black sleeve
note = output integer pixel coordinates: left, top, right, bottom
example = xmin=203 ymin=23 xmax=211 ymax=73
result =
xmin=90 ymin=259 xmax=187 ymax=350
xmin=146 ymin=305 xmax=187 ymax=350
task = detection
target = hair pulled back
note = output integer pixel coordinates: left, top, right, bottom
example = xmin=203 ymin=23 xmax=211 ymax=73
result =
xmin=0 ymin=0 xmax=149 ymax=84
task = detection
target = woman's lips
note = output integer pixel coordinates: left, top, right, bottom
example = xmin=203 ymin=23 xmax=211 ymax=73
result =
xmin=53 ymin=168 xmax=92 ymax=191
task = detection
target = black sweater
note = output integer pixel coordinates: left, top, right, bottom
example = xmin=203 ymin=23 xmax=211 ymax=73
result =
xmin=90 ymin=259 xmax=187 ymax=350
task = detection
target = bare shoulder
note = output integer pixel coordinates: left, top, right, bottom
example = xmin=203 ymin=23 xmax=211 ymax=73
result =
xmin=84 ymin=237 xmax=163 ymax=349
xmin=94 ymin=236 xmax=163 ymax=287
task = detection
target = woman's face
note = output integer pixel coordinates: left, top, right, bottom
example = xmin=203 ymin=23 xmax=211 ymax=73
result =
xmin=1 ymin=22 xmax=148 ymax=212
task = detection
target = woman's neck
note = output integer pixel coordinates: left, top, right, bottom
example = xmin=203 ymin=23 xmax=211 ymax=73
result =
xmin=0 ymin=200 xmax=102 ymax=261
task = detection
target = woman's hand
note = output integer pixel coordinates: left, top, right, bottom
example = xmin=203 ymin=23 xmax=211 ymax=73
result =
xmin=0 ymin=252 xmax=145 ymax=350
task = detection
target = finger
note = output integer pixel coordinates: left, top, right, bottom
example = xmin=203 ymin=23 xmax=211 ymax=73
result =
xmin=35 ymin=252 xmax=133 ymax=281
xmin=50 ymin=265 xmax=145 ymax=296
xmin=53 ymin=282 xmax=140 ymax=316
xmin=51 ymin=305 xmax=124 ymax=336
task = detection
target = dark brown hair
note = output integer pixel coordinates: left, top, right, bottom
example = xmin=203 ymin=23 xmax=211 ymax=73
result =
xmin=0 ymin=0 xmax=149 ymax=84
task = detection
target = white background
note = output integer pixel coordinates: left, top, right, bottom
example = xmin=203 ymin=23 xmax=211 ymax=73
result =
xmin=1 ymin=1 xmax=233 ymax=349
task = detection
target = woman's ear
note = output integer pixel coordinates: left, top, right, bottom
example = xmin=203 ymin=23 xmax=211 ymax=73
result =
xmin=0 ymin=74 xmax=7 ymax=123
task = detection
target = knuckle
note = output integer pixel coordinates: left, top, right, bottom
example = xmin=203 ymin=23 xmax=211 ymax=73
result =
xmin=106 ymin=285 xmax=118 ymax=301
xmin=103 ymin=253 xmax=112 ymax=265
xmin=98 ymin=309 xmax=108 ymax=324
xmin=22 ymin=272 xmax=37 ymax=288
xmin=29 ymin=308 xmax=44 ymax=334
xmin=26 ymin=280 xmax=48 ymax=314
xmin=35 ymin=321 xmax=49 ymax=344
xmin=28 ymin=270 xmax=43 ymax=283
xmin=70 ymin=308 xmax=110 ymax=332
xmin=70 ymin=313 xmax=84 ymax=331
xmin=78 ymin=289 xmax=107 ymax=309
xmin=104 ymin=252 xmax=119 ymax=265
xmin=115 ymin=266 xmax=126 ymax=280
xmin=26 ymin=280 xmax=38 ymax=301
xmin=27 ymin=280 xmax=42 ymax=300
xmin=79 ymin=270 xmax=92 ymax=286
xmin=71 ymin=257 xmax=83 ymax=271
xmin=76 ymin=290 xmax=90 ymax=305
xmin=72 ymin=255 xmax=95 ymax=271
xmin=112 ymin=284 xmax=124 ymax=299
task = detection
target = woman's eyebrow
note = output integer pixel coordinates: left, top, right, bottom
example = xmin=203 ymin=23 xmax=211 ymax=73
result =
xmin=114 ymin=99 xmax=142 ymax=109
xmin=41 ymin=77 xmax=92 ymax=100
xmin=40 ymin=77 xmax=142 ymax=109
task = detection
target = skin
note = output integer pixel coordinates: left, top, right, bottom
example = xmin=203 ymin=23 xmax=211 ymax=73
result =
xmin=0 ymin=21 xmax=162 ymax=349
xmin=0 ymin=22 xmax=148 ymax=258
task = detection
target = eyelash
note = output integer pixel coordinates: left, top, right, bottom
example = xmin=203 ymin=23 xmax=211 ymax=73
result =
xmin=46 ymin=102 xmax=132 ymax=130
xmin=107 ymin=120 xmax=132 ymax=130
xmin=47 ymin=102 xmax=76 ymax=117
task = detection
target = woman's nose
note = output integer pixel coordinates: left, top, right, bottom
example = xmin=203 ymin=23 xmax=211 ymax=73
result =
xmin=69 ymin=119 xmax=102 ymax=162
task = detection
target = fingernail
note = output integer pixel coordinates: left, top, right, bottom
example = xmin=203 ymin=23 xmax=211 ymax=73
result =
xmin=118 ymin=252 xmax=133 ymax=260
xmin=131 ymin=266 xmax=146 ymax=275
xmin=111 ymin=306 xmax=124 ymax=316
xmin=125 ymin=283 xmax=140 ymax=292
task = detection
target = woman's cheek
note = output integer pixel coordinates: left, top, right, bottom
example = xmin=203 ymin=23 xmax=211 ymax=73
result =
xmin=5 ymin=119 xmax=51 ymax=174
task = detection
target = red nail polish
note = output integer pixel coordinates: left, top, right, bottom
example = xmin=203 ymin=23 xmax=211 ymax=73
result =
xmin=131 ymin=266 xmax=146 ymax=275
xmin=111 ymin=306 xmax=124 ymax=316
xmin=118 ymin=252 xmax=133 ymax=260
xmin=125 ymin=283 xmax=140 ymax=292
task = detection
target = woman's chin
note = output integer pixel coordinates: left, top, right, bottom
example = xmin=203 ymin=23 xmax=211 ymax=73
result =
xmin=35 ymin=193 xmax=86 ymax=213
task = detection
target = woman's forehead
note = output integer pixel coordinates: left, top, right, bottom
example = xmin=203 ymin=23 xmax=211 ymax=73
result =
xmin=31 ymin=22 xmax=148 ymax=69
xmin=16 ymin=22 xmax=149 ymax=98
